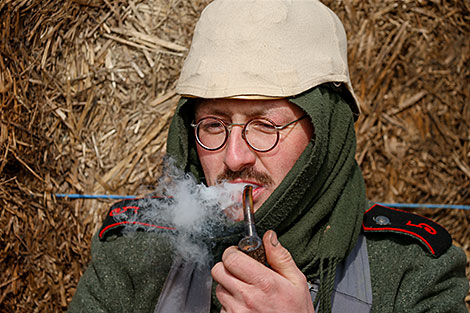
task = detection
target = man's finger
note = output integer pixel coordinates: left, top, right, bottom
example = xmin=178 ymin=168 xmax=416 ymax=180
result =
xmin=211 ymin=259 xmax=247 ymax=295
xmin=218 ymin=246 xmax=269 ymax=285
xmin=263 ymin=230 xmax=305 ymax=284
xmin=215 ymin=283 xmax=235 ymax=309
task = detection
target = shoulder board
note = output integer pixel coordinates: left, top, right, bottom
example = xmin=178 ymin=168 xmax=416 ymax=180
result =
xmin=362 ymin=204 xmax=452 ymax=257
xmin=99 ymin=198 xmax=176 ymax=241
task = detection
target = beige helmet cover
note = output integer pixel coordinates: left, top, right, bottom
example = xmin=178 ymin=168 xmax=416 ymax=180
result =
xmin=176 ymin=0 xmax=360 ymax=114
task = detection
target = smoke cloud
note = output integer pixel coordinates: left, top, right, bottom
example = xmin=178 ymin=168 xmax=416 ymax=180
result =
xmin=116 ymin=158 xmax=245 ymax=265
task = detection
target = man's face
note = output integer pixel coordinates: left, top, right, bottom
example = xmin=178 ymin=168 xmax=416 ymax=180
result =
xmin=194 ymin=98 xmax=314 ymax=220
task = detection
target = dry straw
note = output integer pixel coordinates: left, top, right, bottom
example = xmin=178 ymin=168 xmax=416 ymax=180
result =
xmin=0 ymin=0 xmax=469 ymax=311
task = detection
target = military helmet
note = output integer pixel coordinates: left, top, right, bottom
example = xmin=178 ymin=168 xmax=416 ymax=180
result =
xmin=176 ymin=0 xmax=360 ymax=116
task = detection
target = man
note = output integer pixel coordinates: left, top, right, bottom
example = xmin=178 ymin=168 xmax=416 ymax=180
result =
xmin=69 ymin=0 xmax=468 ymax=312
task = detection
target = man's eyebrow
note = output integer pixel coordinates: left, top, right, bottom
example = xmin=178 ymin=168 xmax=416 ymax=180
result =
xmin=202 ymin=108 xmax=231 ymax=117
xmin=199 ymin=105 xmax=273 ymax=118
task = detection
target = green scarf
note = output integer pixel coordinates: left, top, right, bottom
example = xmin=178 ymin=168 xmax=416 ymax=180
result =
xmin=166 ymin=85 xmax=366 ymax=312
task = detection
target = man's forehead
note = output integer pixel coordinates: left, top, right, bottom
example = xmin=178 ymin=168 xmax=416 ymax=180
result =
xmin=193 ymin=98 xmax=301 ymax=117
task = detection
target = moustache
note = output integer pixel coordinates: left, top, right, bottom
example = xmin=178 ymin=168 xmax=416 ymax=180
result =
xmin=216 ymin=167 xmax=274 ymax=186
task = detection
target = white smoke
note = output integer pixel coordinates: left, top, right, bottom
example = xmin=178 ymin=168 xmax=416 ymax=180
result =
xmin=117 ymin=158 xmax=245 ymax=265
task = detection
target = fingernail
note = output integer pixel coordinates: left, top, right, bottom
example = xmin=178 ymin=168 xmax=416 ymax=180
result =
xmin=270 ymin=231 xmax=279 ymax=247
xmin=222 ymin=246 xmax=238 ymax=261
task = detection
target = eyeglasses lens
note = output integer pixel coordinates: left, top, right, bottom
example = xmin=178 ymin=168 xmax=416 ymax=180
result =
xmin=197 ymin=118 xmax=227 ymax=150
xmin=245 ymin=120 xmax=278 ymax=151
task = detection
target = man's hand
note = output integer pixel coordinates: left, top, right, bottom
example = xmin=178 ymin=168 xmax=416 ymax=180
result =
xmin=211 ymin=230 xmax=315 ymax=313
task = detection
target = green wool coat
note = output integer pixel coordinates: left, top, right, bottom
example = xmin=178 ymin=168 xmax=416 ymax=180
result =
xmin=67 ymin=221 xmax=469 ymax=313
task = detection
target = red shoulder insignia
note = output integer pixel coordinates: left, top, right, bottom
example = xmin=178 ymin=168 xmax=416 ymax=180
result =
xmin=99 ymin=198 xmax=175 ymax=241
xmin=362 ymin=204 xmax=452 ymax=257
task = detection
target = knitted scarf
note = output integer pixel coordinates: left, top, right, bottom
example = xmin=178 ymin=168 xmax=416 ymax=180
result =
xmin=166 ymin=85 xmax=366 ymax=312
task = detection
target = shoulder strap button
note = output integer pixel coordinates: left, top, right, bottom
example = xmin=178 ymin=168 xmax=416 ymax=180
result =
xmin=373 ymin=215 xmax=391 ymax=226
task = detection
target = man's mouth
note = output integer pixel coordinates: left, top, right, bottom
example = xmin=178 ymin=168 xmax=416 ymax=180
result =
xmin=219 ymin=181 xmax=264 ymax=221
xmin=216 ymin=168 xmax=273 ymax=220
xmin=228 ymin=180 xmax=263 ymax=202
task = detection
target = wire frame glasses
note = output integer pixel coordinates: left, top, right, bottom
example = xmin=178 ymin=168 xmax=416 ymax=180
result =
xmin=191 ymin=115 xmax=307 ymax=152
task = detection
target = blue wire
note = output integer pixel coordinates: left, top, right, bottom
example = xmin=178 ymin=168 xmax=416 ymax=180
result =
xmin=54 ymin=193 xmax=138 ymax=200
xmin=53 ymin=193 xmax=470 ymax=210
xmin=376 ymin=202 xmax=470 ymax=210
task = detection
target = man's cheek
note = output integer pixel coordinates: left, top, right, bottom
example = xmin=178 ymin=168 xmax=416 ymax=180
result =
xmin=199 ymin=159 xmax=217 ymax=186
xmin=208 ymin=169 xmax=223 ymax=187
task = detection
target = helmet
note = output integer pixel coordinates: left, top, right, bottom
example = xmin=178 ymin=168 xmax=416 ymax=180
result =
xmin=176 ymin=0 xmax=360 ymax=116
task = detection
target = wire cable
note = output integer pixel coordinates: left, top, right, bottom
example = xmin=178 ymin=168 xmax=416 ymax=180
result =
xmin=53 ymin=193 xmax=470 ymax=210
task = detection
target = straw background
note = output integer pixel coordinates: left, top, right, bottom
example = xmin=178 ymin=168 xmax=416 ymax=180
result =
xmin=0 ymin=0 xmax=468 ymax=311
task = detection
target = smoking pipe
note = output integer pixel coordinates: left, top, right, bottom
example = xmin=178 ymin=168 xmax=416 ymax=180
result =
xmin=237 ymin=185 xmax=267 ymax=264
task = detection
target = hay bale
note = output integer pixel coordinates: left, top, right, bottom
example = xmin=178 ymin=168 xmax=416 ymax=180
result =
xmin=0 ymin=0 xmax=468 ymax=311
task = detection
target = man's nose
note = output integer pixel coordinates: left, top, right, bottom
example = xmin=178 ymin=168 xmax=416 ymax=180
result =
xmin=223 ymin=126 xmax=256 ymax=172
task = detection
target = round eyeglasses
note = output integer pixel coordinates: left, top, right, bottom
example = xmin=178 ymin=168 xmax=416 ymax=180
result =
xmin=191 ymin=115 xmax=308 ymax=152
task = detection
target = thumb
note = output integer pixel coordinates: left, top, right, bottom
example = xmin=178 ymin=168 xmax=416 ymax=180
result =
xmin=263 ymin=230 xmax=304 ymax=283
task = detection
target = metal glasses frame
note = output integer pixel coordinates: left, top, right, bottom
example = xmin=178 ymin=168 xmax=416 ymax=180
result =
xmin=191 ymin=115 xmax=308 ymax=152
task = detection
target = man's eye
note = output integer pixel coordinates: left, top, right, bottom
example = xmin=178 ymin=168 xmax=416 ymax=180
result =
xmin=250 ymin=120 xmax=276 ymax=133
xmin=201 ymin=121 xmax=225 ymax=133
